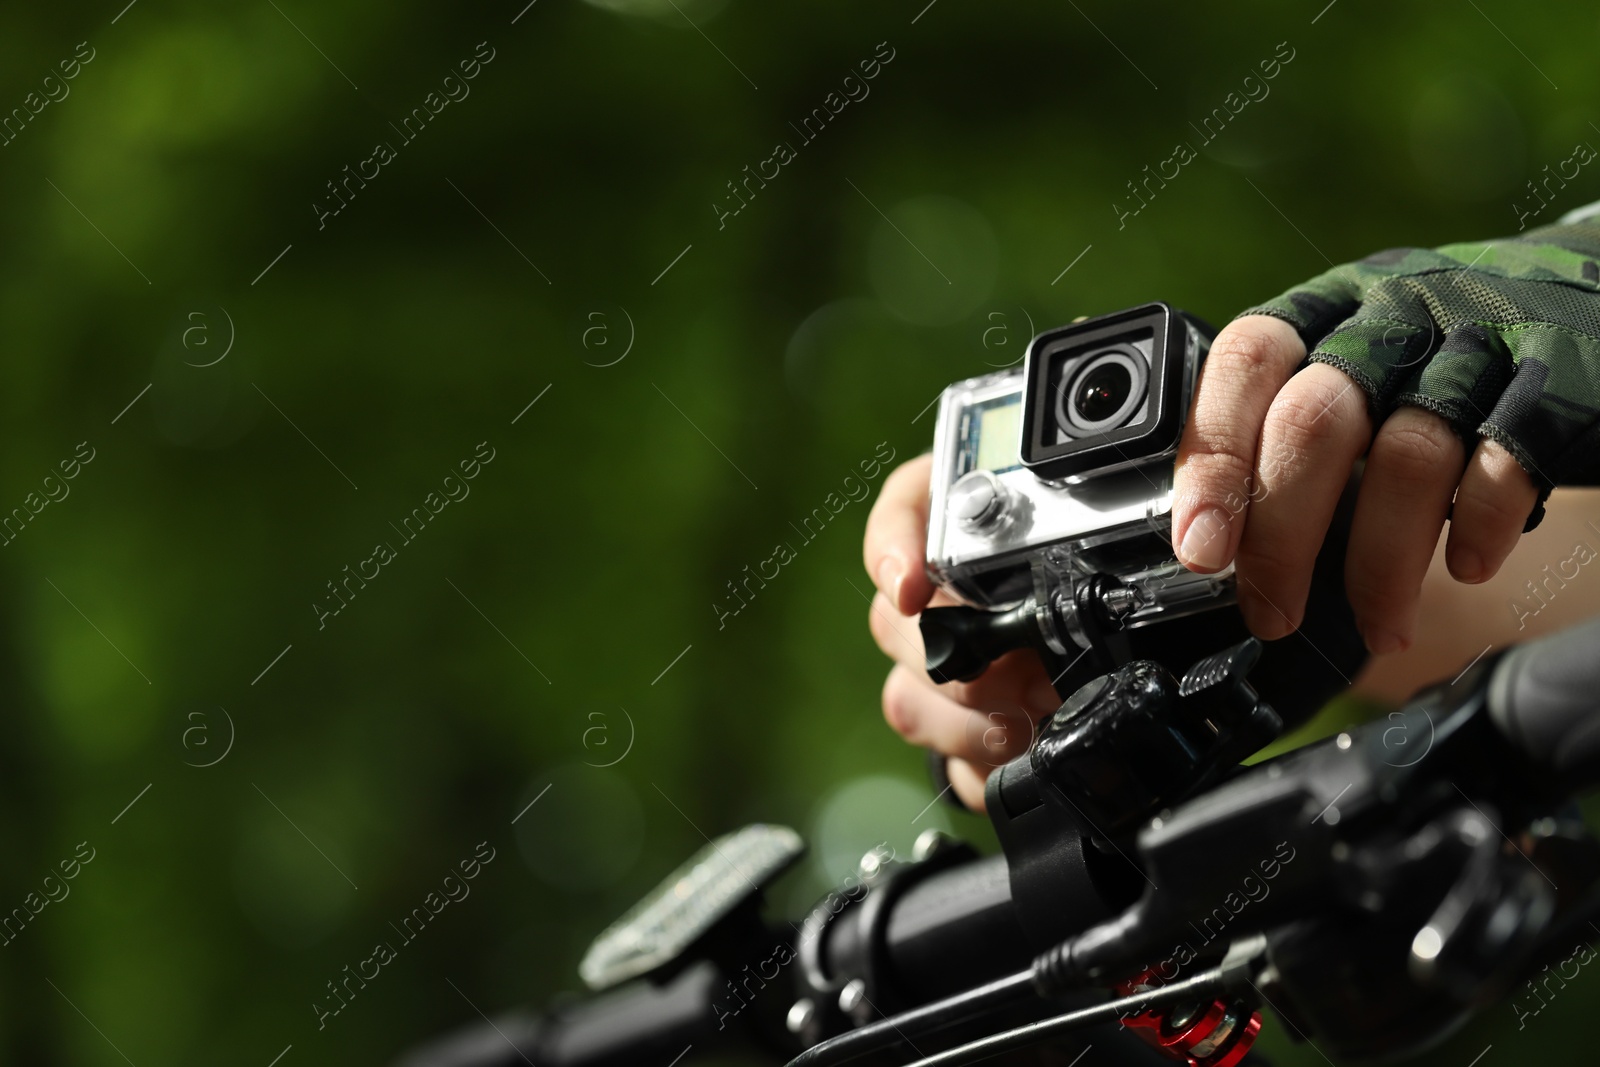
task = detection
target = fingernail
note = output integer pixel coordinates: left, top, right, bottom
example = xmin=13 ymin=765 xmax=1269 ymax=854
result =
xmin=1179 ymin=508 xmax=1233 ymax=572
xmin=877 ymin=556 xmax=905 ymax=609
xmin=1363 ymin=628 xmax=1407 ymax=655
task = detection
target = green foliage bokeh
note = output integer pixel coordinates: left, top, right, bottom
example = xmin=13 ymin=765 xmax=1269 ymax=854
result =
xmin=0 ymin=1 xmax=1597 ymax=1063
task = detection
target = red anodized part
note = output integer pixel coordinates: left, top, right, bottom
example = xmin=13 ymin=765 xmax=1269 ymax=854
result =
xmin=1113 ymin=967 xmax=1263 ymax=1067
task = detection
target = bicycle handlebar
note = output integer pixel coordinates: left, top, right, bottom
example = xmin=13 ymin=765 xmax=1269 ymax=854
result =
xmin=400 ymin=613 xmax=1600 ymax=1067
xmin=1489 ymin=613 xmax=1600 ymax=792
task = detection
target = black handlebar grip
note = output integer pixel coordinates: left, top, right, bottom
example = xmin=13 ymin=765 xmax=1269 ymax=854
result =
xmin=1488 ymin=614 xmax=1600 ymax=793
xmin=920 ymin=601 xmax=1041 ymax=684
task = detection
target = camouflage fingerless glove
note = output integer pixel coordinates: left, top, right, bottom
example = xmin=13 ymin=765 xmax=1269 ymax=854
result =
xmin=1239 ymin=219 xmax=1600 ymax=521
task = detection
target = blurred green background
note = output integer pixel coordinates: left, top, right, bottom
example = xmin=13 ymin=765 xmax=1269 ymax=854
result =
xmin=1 ymin=0 xmax=1598 ymax=1063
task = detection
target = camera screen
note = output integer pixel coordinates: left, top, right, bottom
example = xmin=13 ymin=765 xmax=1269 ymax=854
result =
xmin=958 ymin=394 xmax=1023 ymax=475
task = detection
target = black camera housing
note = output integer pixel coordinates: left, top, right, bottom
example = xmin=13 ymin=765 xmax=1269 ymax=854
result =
xmin=1019 ymin=302 xmax=1208 ymax=481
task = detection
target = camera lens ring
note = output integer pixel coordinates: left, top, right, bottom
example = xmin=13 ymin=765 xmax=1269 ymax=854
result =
xmin=1054 ymin=345 xmax=1149 ymax=436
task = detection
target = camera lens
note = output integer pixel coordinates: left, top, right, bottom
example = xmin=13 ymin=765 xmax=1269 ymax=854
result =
xmin=1055 ymin=345 xmax=1149 ymax=436
xmin=1073 ymin=363 xmax=1132 ymax=424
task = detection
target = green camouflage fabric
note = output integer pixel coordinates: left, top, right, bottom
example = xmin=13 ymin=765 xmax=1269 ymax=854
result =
xmin=1238 ymin=219 xmax=1600 ymax=521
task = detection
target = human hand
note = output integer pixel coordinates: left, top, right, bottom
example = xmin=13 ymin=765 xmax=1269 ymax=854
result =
xmin=863 ymin=454 xmax=1059 ymax=812
xmin=1172 ymin=223 xmax=1600 ymax=654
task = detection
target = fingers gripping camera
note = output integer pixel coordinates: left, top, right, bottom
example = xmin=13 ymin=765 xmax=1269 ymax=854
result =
xmin=923 ymin=303 xmax=1236 ymax=681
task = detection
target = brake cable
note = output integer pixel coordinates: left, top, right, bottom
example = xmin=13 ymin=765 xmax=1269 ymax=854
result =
xmin=784 ymin=969 xmax=1038 ymax=1067
xmin=896 ymin=965 xmax=1240 ymax=1067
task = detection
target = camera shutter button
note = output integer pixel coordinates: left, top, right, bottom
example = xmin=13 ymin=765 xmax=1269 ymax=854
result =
xmin=950 ymin=470 xmax=1010 ymax=531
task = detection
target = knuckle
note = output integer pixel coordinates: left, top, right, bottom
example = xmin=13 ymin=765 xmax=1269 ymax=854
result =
xmin=1174 ymin=443 xmax=1256 ymax=510
xmin=1473 ymin=437 xmax=1532 ymax=482
xmin=1184 ymin=366 xmax=1276 ymax=461
xmin=1178 ymin=320 xmax=1306 ymax=497
xmin=1455 ymin=476 xmax=1533 ymax=533
xmin=1370 ymin=418 xmax=1459 ymax=488
xmin=1263 ymin=376 xmax=1364 ymax=454
xmin=1180 ymin=407 xmax=1258 ymax=471
xmin=1257 ymin=438 xmax=1304 ymax=482
xmin=1209 ymin=321 xmax=1293 ymax=378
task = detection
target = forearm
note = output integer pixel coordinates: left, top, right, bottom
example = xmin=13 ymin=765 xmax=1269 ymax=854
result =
xmin=1353 ymin=486 xmax=1600 ymax=704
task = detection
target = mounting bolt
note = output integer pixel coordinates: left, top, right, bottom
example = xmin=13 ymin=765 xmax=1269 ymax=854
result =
xmin=785 ymin=998 xmax=815 ymax=1034
xmin=838 ymin=978 xmax=866 ymax=1015
xmin=913 ymin=828 xmax=952 ymax=862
